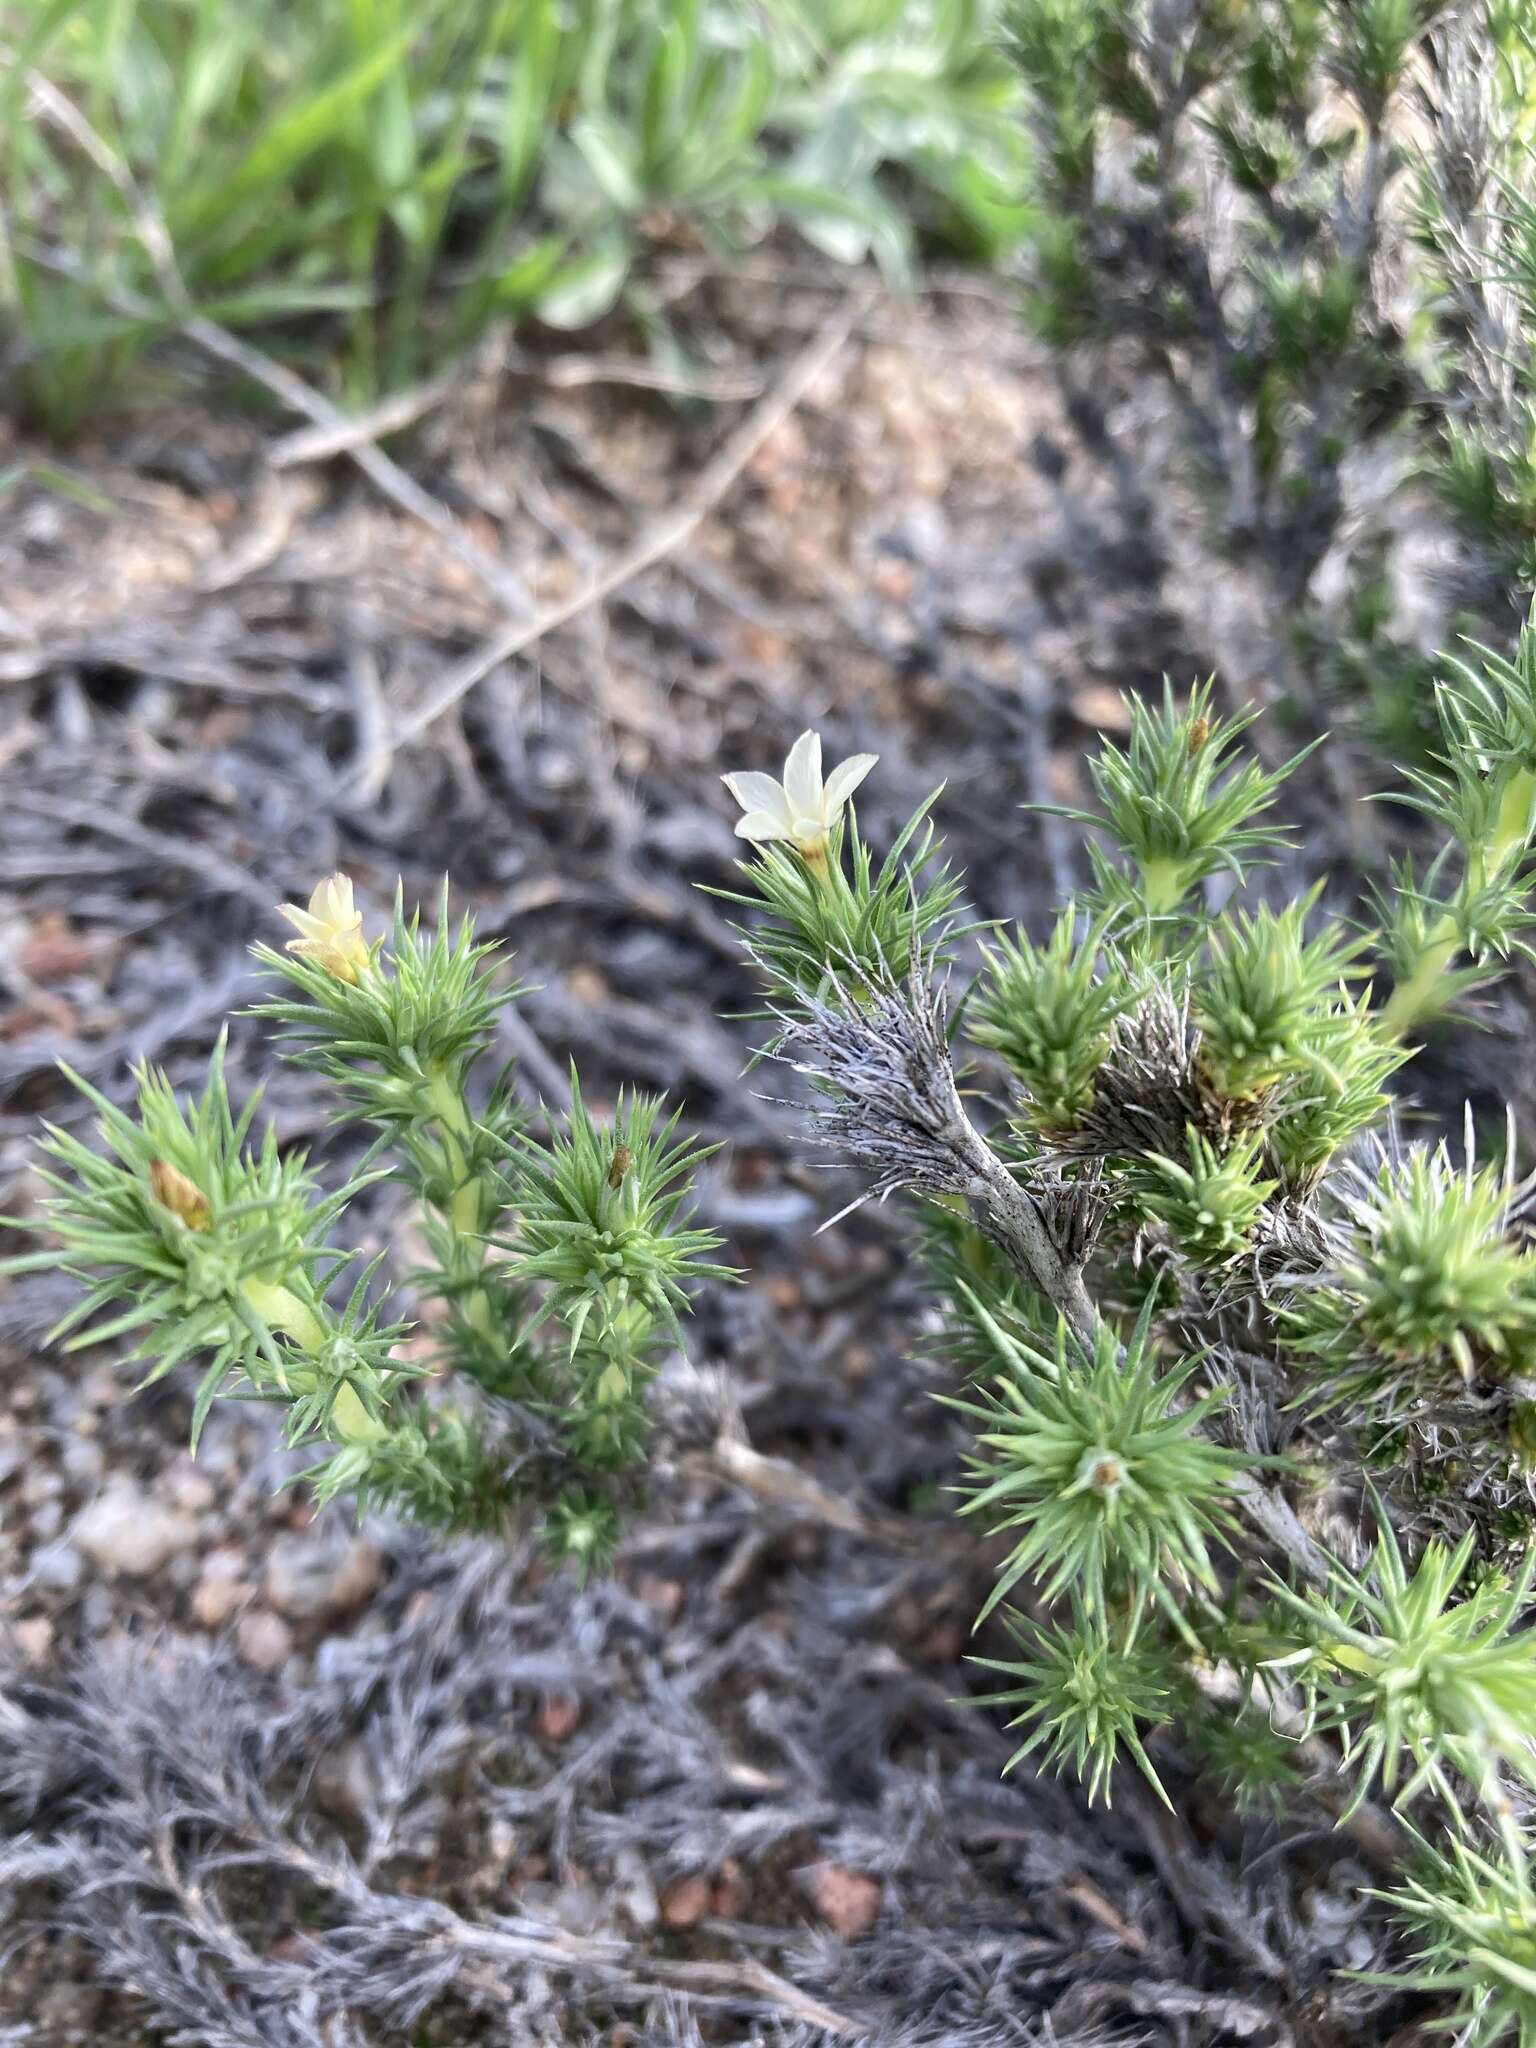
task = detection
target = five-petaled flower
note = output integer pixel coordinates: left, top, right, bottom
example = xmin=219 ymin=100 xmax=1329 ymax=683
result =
xmin=722 ymin=730 xmax=877 ymax=858
xmin=278 ymin=873 xmax=372 ymax=984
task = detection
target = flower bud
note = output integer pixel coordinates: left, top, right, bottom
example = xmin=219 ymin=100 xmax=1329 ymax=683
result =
xmin=148 ymin=1157 xmax=211 ymax=1232
xmin=1075 ymin=1445 xmax=1127 ymax=1501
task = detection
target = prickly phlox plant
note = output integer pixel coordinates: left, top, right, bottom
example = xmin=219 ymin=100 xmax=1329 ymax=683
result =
xmin=25 ymin=634 xmax=1536 ymax=2039
xmin=721 ymin=618 xmax=1536 ymax=2041
xmin=8 ymin=875 xmax=721 ymax=1572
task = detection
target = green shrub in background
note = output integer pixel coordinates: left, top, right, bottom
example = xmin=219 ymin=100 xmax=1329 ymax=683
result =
xmin=1004 ymin=0 xmax=1536 ymax=732
xmin=1 ymin=0 xmax=1029 ymax=428
xmin=1420 ymin=0 xmax=1536 ymax=593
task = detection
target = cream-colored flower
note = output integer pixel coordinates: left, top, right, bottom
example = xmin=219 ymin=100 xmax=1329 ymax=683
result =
xmin=722 ymin=730 xmax=878 ymax=856
xmin=278 ymin=873 xmax=371 ymax=983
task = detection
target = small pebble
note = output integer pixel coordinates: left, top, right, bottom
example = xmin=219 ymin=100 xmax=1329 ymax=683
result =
xmin=29 ymin=1500 xmax=63 ymax=1542
xmin=162 ymin=1458 xmax=216 ymax=1513
xmin=535 ymin=1693 xmax=581 ymax=1743
xmin=712 ymin=1860 xmax=746 ymax=1918
xmin=236 ymin=1609 xmax=293 ymax=1673
xmin=797 ymin=1862 xmax=883 ymax=1940
xmin=263 ymin=1532 xmax=382 ymax=1622
xmin=12 ymin=1617 xmax=54 ymax=1663
xmin=72 ymin=1482 xmax=197 ymax=1578
xmin=191 ymin=1573 xmax=251 ymax=1629
xmin=313 ymin=1738 xmax=375 ymax=1824
xmin=518 ymin=1880 xmax=605 ymax=1936
xmin=80 ymin=1586 xmax=113 ymax=1635
xmin=22 ymin=1467 xmax=61 ymax=1508
xmin=61 ymin=1437 xmax=104 ymax=1482
xmin=633 ymin=1574 xmax=683 ymax=1622
xmin=612 ymin=1846 xmax=657 ymax=1929
xmin=659 ymin=1874 xmax=712 ymax=1929
xmin=29 ymin=1540 xmax=83 ymax=1593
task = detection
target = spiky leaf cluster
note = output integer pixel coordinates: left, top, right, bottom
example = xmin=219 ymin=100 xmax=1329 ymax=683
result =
xmin=1075 ymin=680 xmax=1302 ymax=919
xmin=253 ymin=882 xmax=539 ymax=1391
xmin=1373 ymin=1835 xmax=1536 ymax=2048
xmin=505 ymin=1079 xmax=723 ymax=1469
xmin=950 ymin=1297 xmax=1247 ymax=1630
xmin=971 ymin=907 xmax=1132 ymax=1132
xmin=306 ymin=1403 xmax=507 ymax=1528
xmin=251 ymin=885 xmax=524 ymax=1121
xmin=715 ymin=799 xmax=968 ymax=1020
xmin=1270 ymin=1523 xmax=1536 ymax=1817
xmin=508 ymin=1080 xmax=720 ymax=1351
xmin=1260 ymin=987 xmax=1407 ymax=1188
xmin=1181 ymin=1693 xmax=1304 ymax=1818
xmin=1 ymin=1046 xmax=527 ymax=1531
xmin=7 ymin=1041 xmax=417 ymax=1440
xmin=1380 ymin=631 xmax=1536 ymax=1034
xmin=971 ymin=1615 xmax=1179 ymax=1805
xmin=1134 ymin=1126 xmax=1278 ymax=1265
xmin=1292 ymin=1140 xmax=1536 ymax=1420
xmin=1194 ymin=897 xmax=1368 ymax=1101
xmin=539 ymin=1486 xmax=623 ymax=1581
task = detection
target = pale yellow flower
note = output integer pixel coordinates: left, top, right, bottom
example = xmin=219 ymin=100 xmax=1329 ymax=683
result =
xmin=722 ymin=730 xmax=878 ymax=857
xmin=278 ymin=873 xmax=371 ymax=983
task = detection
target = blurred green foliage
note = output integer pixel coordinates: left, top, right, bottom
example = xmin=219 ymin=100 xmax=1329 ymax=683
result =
xmin=1 ymin=0 xmax=1031 ymax=428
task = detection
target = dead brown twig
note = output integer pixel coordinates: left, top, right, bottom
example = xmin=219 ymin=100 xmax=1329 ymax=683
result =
xmin=266 ymin=350 xmax=764 ymax=469
xmin=351 ymin=289 xmax=872 ymax=786
xmin=688 ymin=1433 xmax=920 ymax=1549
